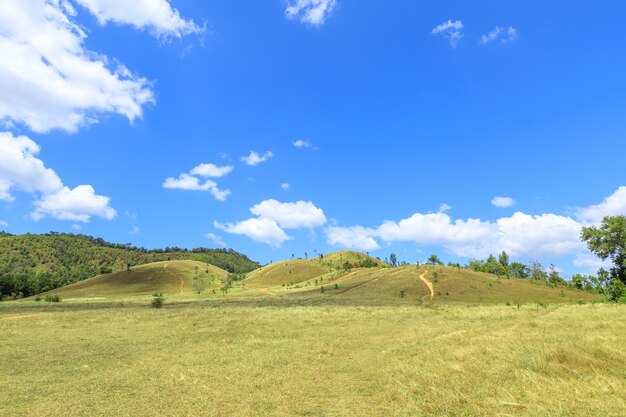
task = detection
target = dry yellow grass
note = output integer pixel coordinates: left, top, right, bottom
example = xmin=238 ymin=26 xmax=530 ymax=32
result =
xmin=1 ymin=301 xmax=624 ymax=416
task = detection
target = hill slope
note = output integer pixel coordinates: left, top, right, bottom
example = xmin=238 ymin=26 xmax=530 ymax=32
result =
xmin=245 ymin=251 xmax=385 ymax=288
xmin=43 ymin=260 xmax=228 ymax=299
xmin=0 ymin=232 xmax=258 ymax=298
xmin=263 ymin=264 xmax=600 ymax=305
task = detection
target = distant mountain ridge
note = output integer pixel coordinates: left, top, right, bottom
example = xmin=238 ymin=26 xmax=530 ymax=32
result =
xmin=0 ymin=232 xmax=259 ymax=298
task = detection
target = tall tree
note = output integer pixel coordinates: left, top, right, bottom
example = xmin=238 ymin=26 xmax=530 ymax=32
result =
xmin=581 ymin=215 xmax=626 ymax=284
xmin=498 ymin=251 xmax=509 ymax=269
xmin=389 ymin=253 xmax=398 ymax=267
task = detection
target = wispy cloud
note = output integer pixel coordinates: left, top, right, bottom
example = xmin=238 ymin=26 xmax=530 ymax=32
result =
xmin=285 ymin=0 xmax=337 ymax=27
xmin=432 ymin=20 xmax=464 ymax=48
xmin=480 ymin=26 xmax=518 ymax=45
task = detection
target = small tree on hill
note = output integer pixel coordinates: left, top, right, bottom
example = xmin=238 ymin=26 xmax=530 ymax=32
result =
xmin=428 ymin=254 xmax=442 ymax=265
xmin=389 ymin=253 xmax=398 ymax=267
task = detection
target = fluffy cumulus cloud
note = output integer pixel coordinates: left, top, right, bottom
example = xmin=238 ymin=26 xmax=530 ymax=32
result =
xmin=281 ymin=183 xmax=291 ymax=191
xmin=327 ymin=211 xmax=583 ymax=258
xmin=285 ymin=0 xmax=337 ymax=26
xmin=214 ymin=218 xmax=291 ymax=247
xmin=190 ymin=163 xmax=233 ymax=178
xmin=250 ymin=199 xmax=326 ymax=229
xmin=72 ymin=0 xmax=203 ymax=38
xmin=0 ymin=0 xmax=159 ymax=133
xmin=0 ymin=132 xmax=115 ymax=222
xmin=31 ymin=185 xmax=117 ymax=222
xmin=326 ymin=187 xmax=626 ymax=267
xmin=575 ymin=186 xmax=626 ymax=224
xmin=241 ymin=150 xmax=273 ymax=166
xmin=326 ymin=226 xmax=380 ymax=251
xmin=163 ymin=162 xmax=232 ymax=201
xmin=215 ymin=199 xmax=326 ymax=247
xmin=432 ymin=20 xmax=464 ymax=48
xmin=491 ymin=196 xmax=517 ymax=208
xmin=480 ymin=26 xmax=518 ymax=45
xmin=0 ymin=132 xmax=63 ymax=201
xmin=0 ymin=220 xmax=8 ymax=227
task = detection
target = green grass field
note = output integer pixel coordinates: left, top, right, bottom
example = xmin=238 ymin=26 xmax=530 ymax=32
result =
xmin=2 ymin=255 xmax=623 ymax=416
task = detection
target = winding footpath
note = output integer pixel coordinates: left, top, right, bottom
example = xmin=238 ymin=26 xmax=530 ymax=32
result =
xmin=419 ymin=270 xmax=434 ymax=301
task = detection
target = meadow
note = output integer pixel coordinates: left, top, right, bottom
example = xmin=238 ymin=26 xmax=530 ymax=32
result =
xmin=2 ymin=299 xmax=625 ymax=416
xmin=1 ymin=255 xmax=624 ymax=416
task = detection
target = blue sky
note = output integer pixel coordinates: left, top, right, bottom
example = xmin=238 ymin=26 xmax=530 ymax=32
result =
xmin=1 ymin=0 xmax=625 ymax=275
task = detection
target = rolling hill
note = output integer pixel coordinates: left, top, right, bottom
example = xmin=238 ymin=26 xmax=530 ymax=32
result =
xmin=41 ymin=260 xmax=228 ymax=299
xmin=245 ymin=250 xmax=385 ymax=288
xmin=248 ymin=263 xmax=600 ymax=305
xmin=0 ymin=232 xmax=259 ymax=298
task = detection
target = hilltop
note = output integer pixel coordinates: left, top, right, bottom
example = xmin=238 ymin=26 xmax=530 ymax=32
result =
xmin=0 ymin=232 xmax=258 ymax=299
xmin=245 ymin=250 xmax=385 ymax=288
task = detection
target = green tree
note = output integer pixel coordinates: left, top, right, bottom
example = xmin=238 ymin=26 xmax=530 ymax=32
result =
xmin=498 ymin=251 xmax=509 ymax=269
xmin=192 ymin=266 xmax=213 ymax=295
xmin=389 ymin=253 xmax=398 ymax=267
xmin=581 ymin=215 xmax=626 ymax=285
xmin=509 ymin=262 xmax=529 ymax=278
xmin=428 ymin=254 xmax=442 ymax=265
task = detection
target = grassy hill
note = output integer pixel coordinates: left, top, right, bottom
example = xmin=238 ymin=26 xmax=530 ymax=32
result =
xmin=245 ymin=250 xmax=385 ymax=288
xmin=42 ymin=260 xmax=228 ymax=299
xmin=0 ymin=232 xmax=259 ymax=298
xmin=249 ymin=264 xmax=600 ymax=305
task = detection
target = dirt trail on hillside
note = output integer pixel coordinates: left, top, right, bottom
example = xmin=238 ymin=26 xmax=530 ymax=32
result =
xmin=164 ymin=262 xmax=184 ymax=293
xmin=259 ymin=288 xmax=276 ymax=296
xmin=419 ymin=270 xmax=434 ymax=301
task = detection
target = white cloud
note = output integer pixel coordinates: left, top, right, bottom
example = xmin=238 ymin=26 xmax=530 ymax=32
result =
xmin=491 ymin=196 xmax=517 ymax=208
xmin=241 ymin=150 xmax=273 ymax=166
xmin=326 ymin=226 xmax=380 ymax=251
xmin=573 ymin=252 xmax=613 ymax=275
xmin=0 ymin=220 xmax=8 ymax=227
xmin=73 ymin=0 xmax=203 ymax=39
xmin=163 ymin=168 xmax=232 ymax=201
xmin=206 ymin=232 xmax=226 ymax=247
xmin=285 ymin=0 xmax=337 ymax=26
xmin=214 ymin=218 xmax=290 ymax=247
xmin=163 ymin=173 xmax=216 ymax=191
xmin=0 ymin=132 xmax=63 ymax=201
xmin=432 ymin=20 xmax=464 ymax=48
xmin=71 ymin=224 xmax=82 ymax=231
xmin=328 ymin=211 xmax=583 ymax=259
xmin=576 ymin=186 xmax=626 ymax=224
xmin=250 ymin=199 xmax=326 ymax=229
xmin=0 ymin=0 xmax=155 ymax=133
xmin=480 ymin=26 xmax=518 ymax=45
xmin=190 ymin=163 xmax=233 ymax=178
xmin=32 ymin=185 xmax=117 ymax=223
xmin=0 ymin=132 xmax=115 ymax=222
xmin=439 ymin=203 xmax=452 ymax=213
xmin=281 ymin=183 xmax=291 ymax=191
xmin=293 ymin=139 xmax=310 ymax=148
xmin=215 ymin=199 xmax=326 ymax=247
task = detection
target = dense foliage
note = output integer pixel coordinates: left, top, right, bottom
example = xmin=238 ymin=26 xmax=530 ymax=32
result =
xmin=0 ymin=232 xmax=259 ymax=299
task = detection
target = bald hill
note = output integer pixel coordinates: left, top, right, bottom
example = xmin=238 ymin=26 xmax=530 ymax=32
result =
xmin=0 ymin=232 xmax=259 ymax=299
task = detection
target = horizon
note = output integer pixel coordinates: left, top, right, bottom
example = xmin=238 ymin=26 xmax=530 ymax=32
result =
xmin=1 ymin=1 xmax=625 ymax=276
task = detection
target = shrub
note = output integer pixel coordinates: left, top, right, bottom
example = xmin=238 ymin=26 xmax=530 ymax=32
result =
xmin=400 ymin=290 xmax=406 ymax=298
xmin=34 ymin=295 xmax=42 ymax=302
xmin=151 ymin=293 xmax=164 ymax=308
xmin=44 ymin=295 xmax=61 ymax=303
xmin=334 ymin=284 xmax=339 ymax=290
